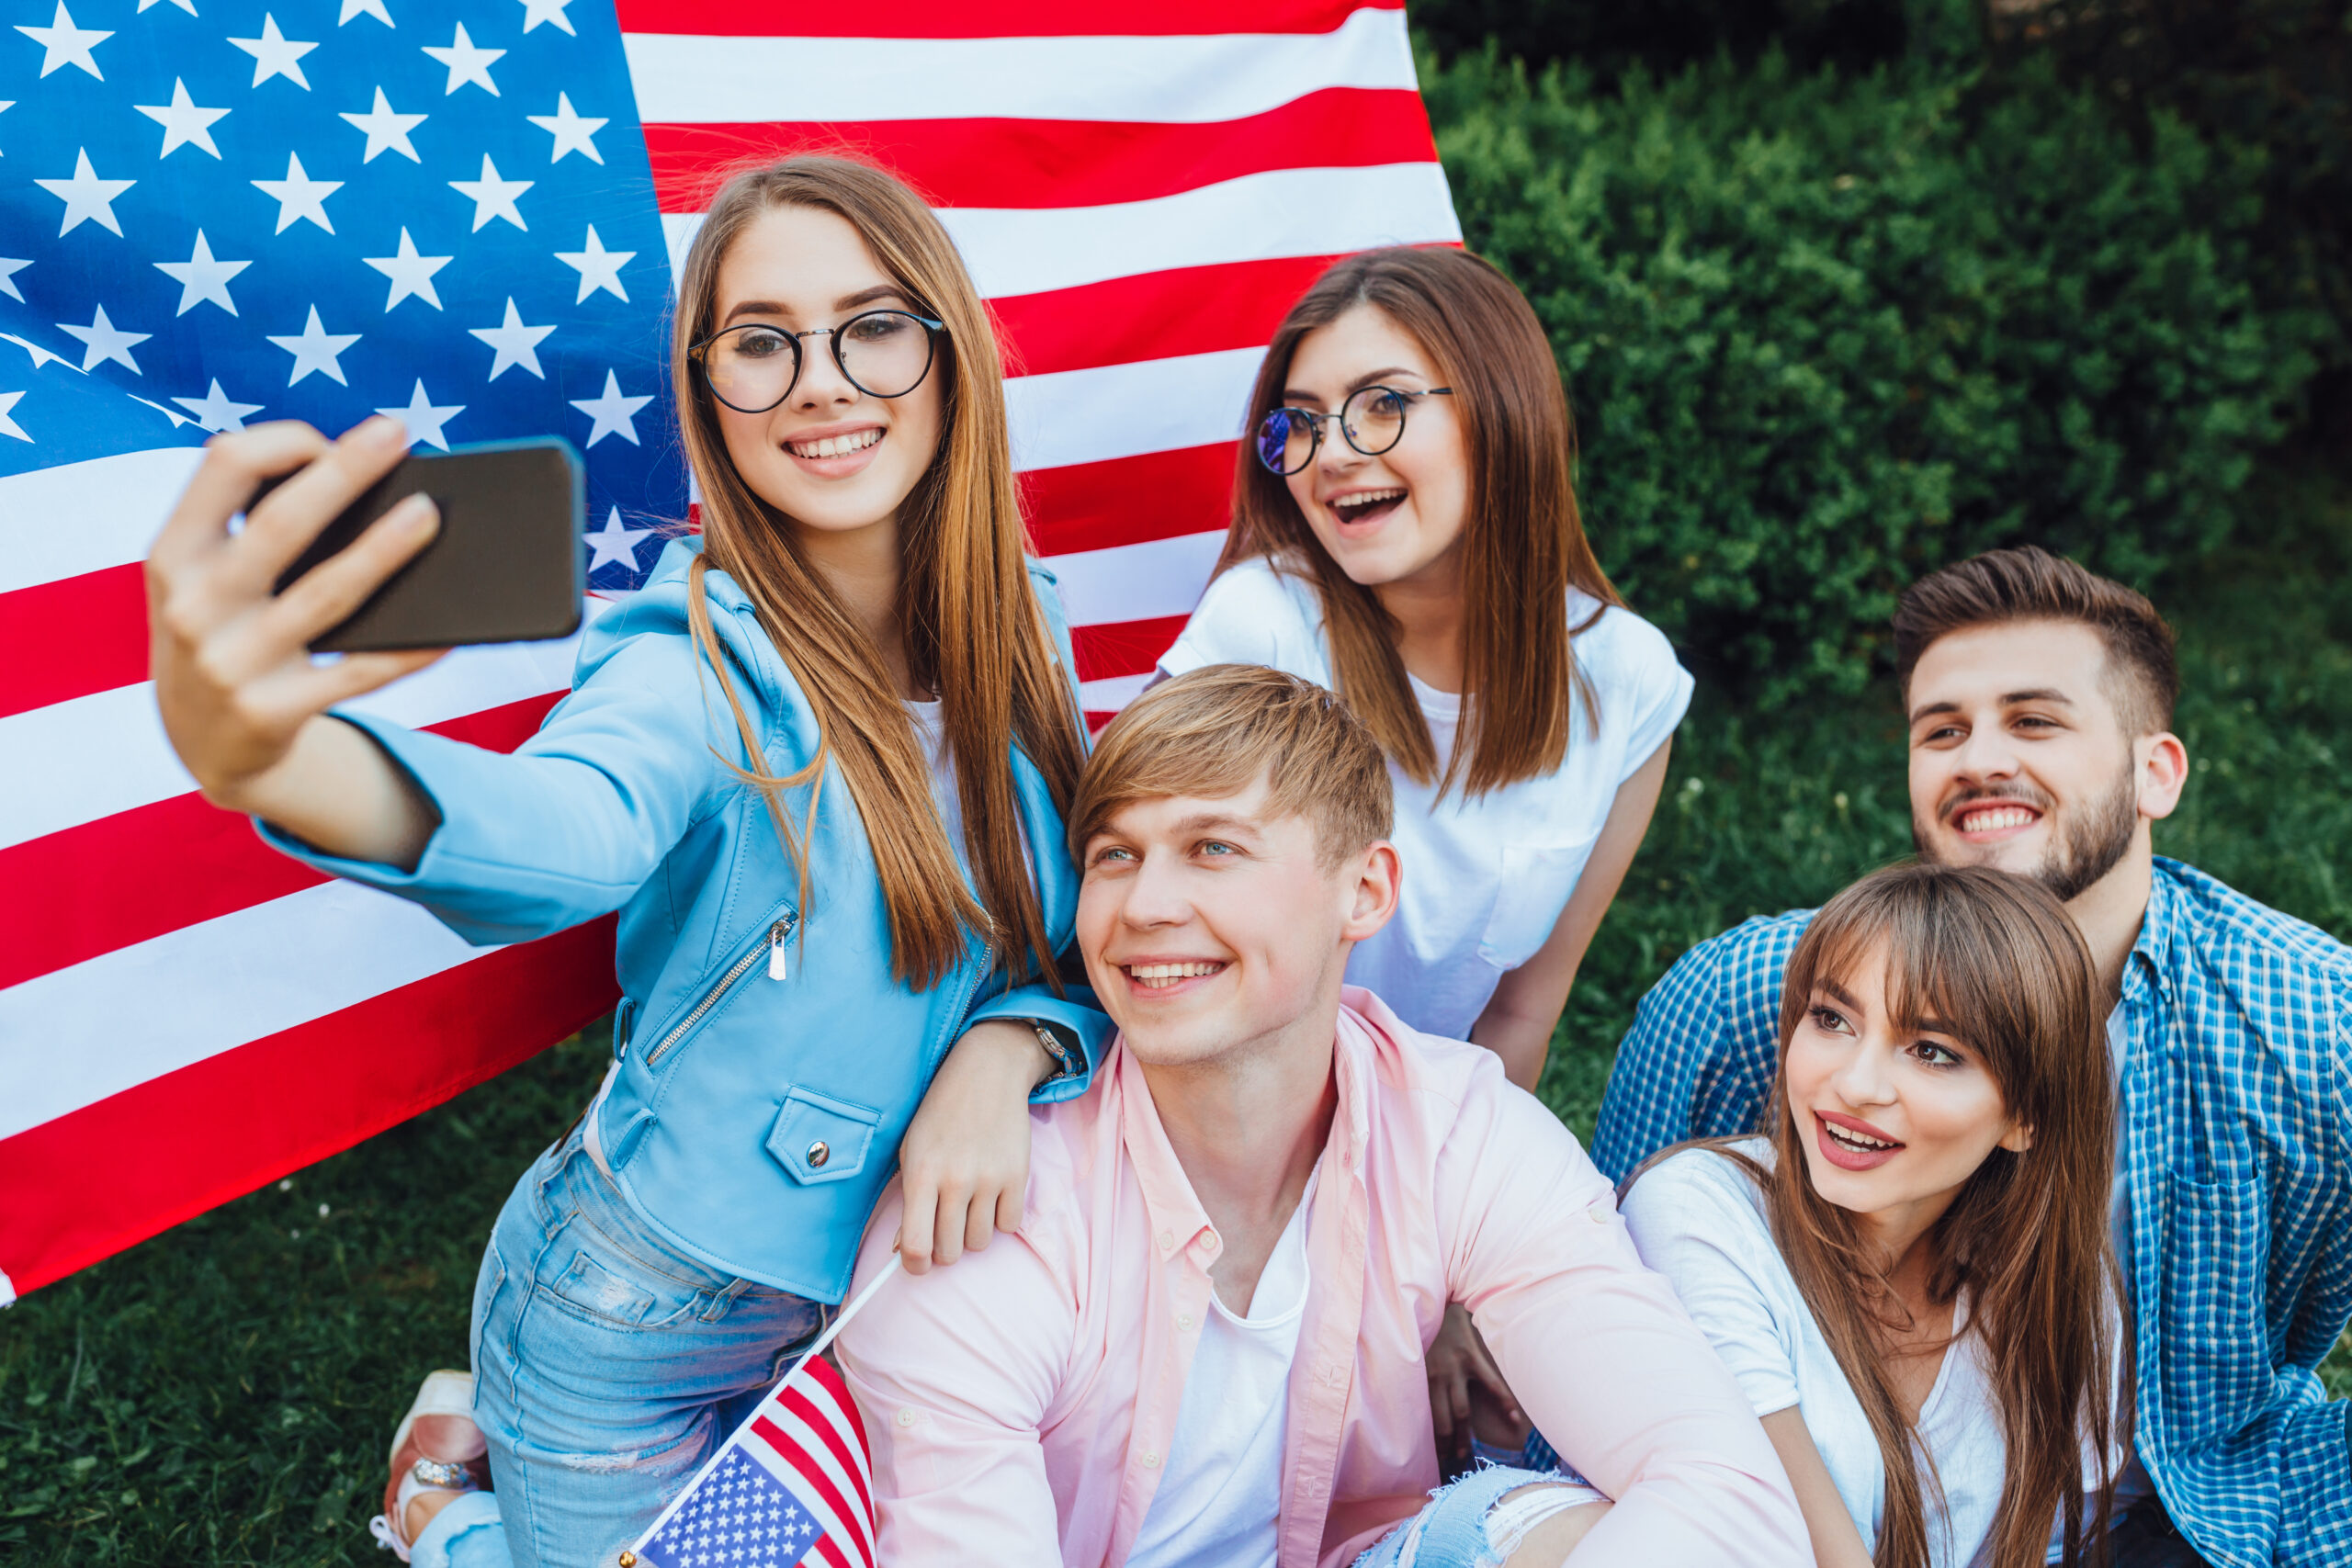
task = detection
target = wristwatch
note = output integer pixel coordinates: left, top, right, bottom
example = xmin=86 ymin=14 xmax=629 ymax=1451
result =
xmin=1028 ymin=1021 xmax=1082 ymax=1085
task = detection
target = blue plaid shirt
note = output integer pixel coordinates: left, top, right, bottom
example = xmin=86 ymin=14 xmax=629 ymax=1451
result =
xmin=1592 ymin=858 xmax=2352 ymax=1568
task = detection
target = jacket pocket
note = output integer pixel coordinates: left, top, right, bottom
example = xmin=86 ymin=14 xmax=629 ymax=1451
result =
xmin=766 ymin=1087 xmax=882 ymax=1186
xmin=2156 ymin=1169 xmax=2267 ymax=1450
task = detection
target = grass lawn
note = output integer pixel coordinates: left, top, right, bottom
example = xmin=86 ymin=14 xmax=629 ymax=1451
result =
xmin=5 ymin=469 xmax=2347 ymax=1562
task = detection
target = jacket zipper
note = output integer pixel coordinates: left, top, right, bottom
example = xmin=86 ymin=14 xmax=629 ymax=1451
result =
xmin=644 ymin=911 xmax=798 ymax=1067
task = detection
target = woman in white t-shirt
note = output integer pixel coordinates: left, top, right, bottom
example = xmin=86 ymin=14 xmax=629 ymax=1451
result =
xmin=1616 ymin=863 xmax=2127 ymax=1568
xmin=1159 ymin=245 xmax=1691 ymax=1088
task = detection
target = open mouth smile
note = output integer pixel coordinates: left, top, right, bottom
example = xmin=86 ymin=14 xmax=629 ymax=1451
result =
xmin=1951 ymin=800 xmax=2042 ymax=839
xmin=785 ymin=426 xmax=884 ymax=463
xmin=1815 ymin=1111 xmax=1905 ymax=1171
xmin=1120 ymin=960 xmax=1227 ymax=992
xmin=1328 ymin=487 xmax=1405 ymax=528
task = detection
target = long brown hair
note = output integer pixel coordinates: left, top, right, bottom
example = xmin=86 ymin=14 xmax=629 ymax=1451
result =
xmin=1216 ymin=246 xmax=1621 ymax=796
xmin=673 ymin=156 xmax=1085 ymax=990
xmin=1635 ymin=863 xmax=2126 ymax=1567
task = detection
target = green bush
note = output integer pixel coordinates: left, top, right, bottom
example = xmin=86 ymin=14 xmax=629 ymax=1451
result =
xmin=1425 ymin=47 xmax=2328 ymax=701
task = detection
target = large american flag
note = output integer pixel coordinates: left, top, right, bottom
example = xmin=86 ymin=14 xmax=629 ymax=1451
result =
xmin=0 ymin=0 xmax=1457 ymax=1303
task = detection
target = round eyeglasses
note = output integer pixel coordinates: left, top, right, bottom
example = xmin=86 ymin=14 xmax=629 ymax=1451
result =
xmin=1255 ymin=385 xmax=1453 ymax=476
xmin=690 ymin=310 xmax=947 ymax=413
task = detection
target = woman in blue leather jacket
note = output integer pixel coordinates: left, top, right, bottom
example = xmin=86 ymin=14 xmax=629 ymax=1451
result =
xmin=143 ymin=156 xmax=1108 ymax=1567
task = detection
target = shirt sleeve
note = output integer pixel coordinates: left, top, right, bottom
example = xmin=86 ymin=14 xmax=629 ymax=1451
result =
xmin=1586 ymin=609 xmax=1694 ymax=786
xmin=1617 ymin=1155 xmax=1803 ymax=1417
xmin=1590 ymin=917 xmax=1804 ymax=1184
xmin=834 ymin=1181 xmax=1077 ymax=1565
xmin=254 ymin=624 xmax=728 ymax=945
xmin=1155 ymin=558 xmax=1311 ymax=680
xmin=1440 ymin=1080 xmax=1809 ymax=1565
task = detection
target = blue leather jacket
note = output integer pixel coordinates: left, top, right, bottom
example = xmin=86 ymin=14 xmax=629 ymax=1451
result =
xmin=267 ymin=539 xmax=1110 ymax=1302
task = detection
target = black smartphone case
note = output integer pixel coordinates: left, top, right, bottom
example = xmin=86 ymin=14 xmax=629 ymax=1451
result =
xmin=269 ymin=437 xmax=587 ymax=652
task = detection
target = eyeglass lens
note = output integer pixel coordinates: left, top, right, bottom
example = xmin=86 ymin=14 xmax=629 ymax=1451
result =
xmin=703 ymin=310 xmax=937 ymax=412
xmin=1255 ymin=386 xmax=1420 ymax=476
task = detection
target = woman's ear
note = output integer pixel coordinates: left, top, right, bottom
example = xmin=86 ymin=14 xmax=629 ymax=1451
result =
xmin=1997 ymin=1120 xmax=2035 ymax=1155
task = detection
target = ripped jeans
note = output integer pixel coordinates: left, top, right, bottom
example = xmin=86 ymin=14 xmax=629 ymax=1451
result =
xmin=1352 ymin=1464 xmax=1611 ymax=1568
xmin=412 ymin=1126 xmax=829 ymax=1568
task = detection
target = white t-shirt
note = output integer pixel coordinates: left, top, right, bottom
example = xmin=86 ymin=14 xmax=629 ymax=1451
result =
xmin=906 ymin=697 xmax=965 ymax=856
xmin=1620 ymin=1141 xmax=2119 ymax=1567
xmin=1159 ymin=558 xmax=1694 ymax=1038
xmin=1125 ymin=1174 xmax=1317 ymax=1568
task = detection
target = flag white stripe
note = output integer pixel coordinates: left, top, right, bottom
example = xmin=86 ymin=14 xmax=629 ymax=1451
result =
xmin=0 ymin=631 xmax=587 ymax=851
xmin=1080 ymin=671 xmax=1156 ymax=712
xmin=624 ymin=8 xmax=1413 ymax=127
xmin=1044 ymin=530 xmax=1225 ymax=627
xmin=0 ymin=446 xmax=203 ymax=596
xmin=0 ymin=880 xmax=497 ymax=1141
xmin=659 ymin=158 xmax=1460 ymax=297
xmin=1005 ymin=346 xmax=1261 ymax=474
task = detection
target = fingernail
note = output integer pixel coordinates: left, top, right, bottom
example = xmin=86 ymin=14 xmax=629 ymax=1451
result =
xmin=365 ymin=414 xmax=409 ymax=450
xmin=391 ymin=494 xmax=436 ymax=532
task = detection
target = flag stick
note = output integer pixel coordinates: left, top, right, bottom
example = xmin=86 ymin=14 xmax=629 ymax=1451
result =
xmin=616 ymin=1258 xmax=899 ymax=1566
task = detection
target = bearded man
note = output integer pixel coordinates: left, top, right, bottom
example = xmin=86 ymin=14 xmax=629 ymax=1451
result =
xmin=1590 ymin=547 xmax=2351 ymax=1568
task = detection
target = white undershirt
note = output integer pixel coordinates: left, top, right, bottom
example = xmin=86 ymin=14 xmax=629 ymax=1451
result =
xmin=905 ymin=698 xmax=965 ymax=860
xmin=1621 ymin=1142 xmax=2120 ymax=1567
xmin=1125 ymin=1174 xmax=1317 ymax=1568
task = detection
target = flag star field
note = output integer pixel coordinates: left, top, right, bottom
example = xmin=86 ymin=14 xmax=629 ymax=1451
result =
xmin=0 ymin=0 xmax=683 ymax=590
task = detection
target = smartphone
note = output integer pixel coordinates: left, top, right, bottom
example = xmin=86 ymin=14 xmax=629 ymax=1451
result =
xmin=267 ymin=436 xmax=588 ymax=652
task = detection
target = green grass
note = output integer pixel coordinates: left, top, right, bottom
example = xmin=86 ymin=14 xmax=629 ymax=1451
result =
xmin=6 ymin=475 xmax=2347 ymax=1562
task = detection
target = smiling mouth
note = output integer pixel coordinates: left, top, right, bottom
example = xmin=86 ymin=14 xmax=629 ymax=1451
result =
xmin=1329 ymin=488 xmax=1404 ymax=527
xmin=1815 ymin=1111 xmax=1906 ymax=1171
xmin=786 ymin=427 xmax=883 ymax=460
xmin=1123 ymin=961 xmax=1227 ymax=990
xmin=1952 ymin=801 xmax=2041 ymax=835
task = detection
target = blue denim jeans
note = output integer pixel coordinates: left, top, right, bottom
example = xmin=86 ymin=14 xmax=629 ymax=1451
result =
xmin=413 ymin=1127 xmax=829 ymax=1568
xmin=1351 ymin=1464 xmax=1608 ymax=1568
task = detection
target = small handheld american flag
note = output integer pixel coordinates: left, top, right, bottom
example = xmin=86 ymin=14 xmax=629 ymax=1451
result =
xmin=619 ymin=1263 xmax=895 ymax=1568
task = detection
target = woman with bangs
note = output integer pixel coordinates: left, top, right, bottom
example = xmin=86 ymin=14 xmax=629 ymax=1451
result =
xmin=143 ymin=156 xmax=1102 ymax=1567
xmin=1613 ymin=863 xmax=2128 ymax=1568
xmin=1156 ymin=245 xmax=1691 ymax=1453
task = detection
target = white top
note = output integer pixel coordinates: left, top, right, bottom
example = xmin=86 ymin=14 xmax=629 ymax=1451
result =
xmin=1159 ymin=557 xmax=1694 ymax=1037
xmin=1620 ymin=1141 xmax=2116 ymax=1567
xmin=1125 ymin=1173 xmax=1317 ymax=1568
xmin=906 ymin=697 xmax=965 ymax=857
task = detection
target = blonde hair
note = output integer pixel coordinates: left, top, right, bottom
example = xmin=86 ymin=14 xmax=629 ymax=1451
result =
xmin=1069 ymin=665 xmax=1393 ymax=866
xmin=1218 ymin=246 xmax=1622 ymax=797
xmin=673 ymin=155 xmax=1086 ymax=989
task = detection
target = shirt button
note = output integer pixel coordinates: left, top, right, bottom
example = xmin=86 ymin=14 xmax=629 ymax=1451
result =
xmin=1198 ymin=1234 xmax=1219 ymax=1255
xmin=895 ymin=1408 xmax=917 ymax=1427
xmin=1140 ymin=1450 xmax=1161 ymax=1470
xmin=1177 ymin=1313 xmax=1196 ymax=1332
xmin=1157 ymin=1230 xmax=1174 ymax=1253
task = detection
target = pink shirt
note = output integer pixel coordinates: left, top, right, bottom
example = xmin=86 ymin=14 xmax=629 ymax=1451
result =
xmin=836 ymin=990 xmax=1807 ymax=1567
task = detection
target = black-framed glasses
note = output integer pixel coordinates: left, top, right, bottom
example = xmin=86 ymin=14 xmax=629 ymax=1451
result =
xmin=1255 ymin=385 xmax=1453 ymax=476
xmin=690 ymin=310 xmax=948 ymax=412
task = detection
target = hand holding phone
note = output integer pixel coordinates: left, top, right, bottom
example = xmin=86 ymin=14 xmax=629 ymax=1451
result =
xmin=146 ymin=416 xmax=587 ymax=865
xmin=266 ymin=435 xmax=585 ymax=651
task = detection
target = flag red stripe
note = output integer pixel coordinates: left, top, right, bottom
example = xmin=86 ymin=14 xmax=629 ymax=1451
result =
xmin=1020 ymin=441 xmax=1237 ymax=558
xmin=992 ymin=254 xmax=1342 ymax=380
xmin=0 ymin=691 xmax=567 ymax=992
xmin=752 ymin=1415 xmax=874 ymax=1564
xmin=806 ymin=1531 xmax=852 ymax=1568
xmin=0 ymin=563 xmax=148 ymax=719
xmin=1072 ymin=615 xmax=1191 ymax=684
xmin=0 ymin=917 xmax=616 ymax=1296
xmin=782 ymin=1382 xmax=876 ymax=1523
xmin=644 ymin=90 xmax=1434 ymax=215
xmin=617 ymin=0 xmax=1397 ymax=38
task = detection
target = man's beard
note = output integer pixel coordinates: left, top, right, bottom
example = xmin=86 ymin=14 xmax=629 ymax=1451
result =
xmin=1915 ymin=766 xmax=2139 ymax=904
